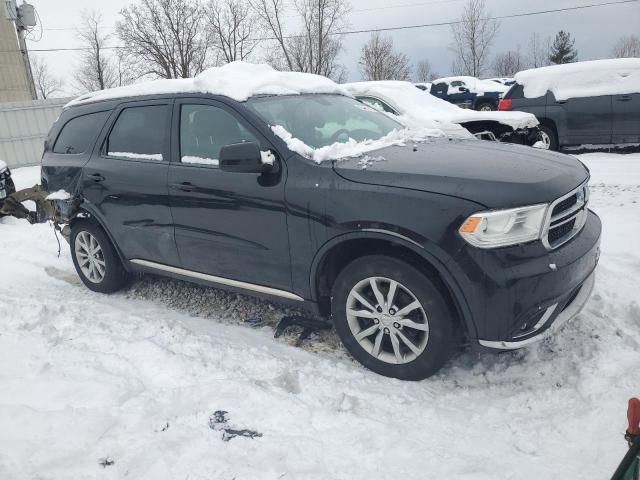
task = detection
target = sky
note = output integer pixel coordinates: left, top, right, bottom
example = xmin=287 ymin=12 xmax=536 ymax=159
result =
xmin=20 ymin=0 xmax=640 ymax=96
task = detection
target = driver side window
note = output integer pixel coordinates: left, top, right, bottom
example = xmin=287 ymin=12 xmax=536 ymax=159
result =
xmin=180 ymin=104 xmax=259 ymax=167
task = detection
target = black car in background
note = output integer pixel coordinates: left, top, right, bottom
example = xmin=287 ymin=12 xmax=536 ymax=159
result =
xmin=499 ymin=59 xmax=640 ymax=150
xmin=41 ymin=66 xmax=601 ymax=380
xmin=428 ymin=76 xmax=509 ymax=111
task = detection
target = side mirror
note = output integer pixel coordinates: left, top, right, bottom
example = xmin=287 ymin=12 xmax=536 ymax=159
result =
xmin=219 ymin=142 xmax=273 ymax=174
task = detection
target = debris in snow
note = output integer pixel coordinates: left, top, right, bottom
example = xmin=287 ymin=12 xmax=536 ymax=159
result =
xmin=108 ymin=152 xmax=163 ymax=161
xmin=98 ymin=457 xmax=115 ymax=468
xmin=260 ymin=150 xmax=276 ymax=166
xmin=45 ymin=190 xmax=72 ymax=201
xmin=66 ymin=62 xmax=350 ymax=108
xmin=515 ymin=58 xmax=640 ymax=100
xmin=272 ymin=124 xmax=444 ymax=163
xmin=357 ymin=155 xmax=386 ymax=170
xmin=209 ymin=411 xmax=262 ymax=442
xmin=274 ymin=315 xmax=333 ymax=347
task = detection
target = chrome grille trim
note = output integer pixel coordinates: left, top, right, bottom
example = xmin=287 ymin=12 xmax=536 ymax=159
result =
xmin=542 ymin=180 xmax=590 ymax=250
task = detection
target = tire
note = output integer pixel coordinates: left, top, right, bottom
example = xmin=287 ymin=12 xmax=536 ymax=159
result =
xmin=70 ymin=220 xmax=128 ymax=293
xmin=331 ymin=255 xmax=456 ymax=380
xmin=476 ymin=102 xmax=496 ymax=111
xmin=538 ymin=124 xmax=558 ymax=151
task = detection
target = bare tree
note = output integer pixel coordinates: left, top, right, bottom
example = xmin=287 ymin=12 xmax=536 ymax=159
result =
xmin=75 ymin=10 xmax=119 ymax=92
xmin=206 ymin=0 xmax=262 ymax=63
xmin=359 ymin=32 xmax=411 ymax=81
xmin=117 ymin=0 xmax=209 ymax=79
xmin=250 ymin=0 xmax=349 ymax=79
xmin=492 ymin=48 xmax=524 ymax=76
xmin=414 ymin=59 xmax=433 ymax=82
xmin=449 ymin=0 xmax=499 ymax=77
xmin=31 ymin=56 xmax=63 ymax=99
xmin=527 ymin=32 xmax=551 ymax=68
xmin=612 ymin=35 xmax=640 ymax=58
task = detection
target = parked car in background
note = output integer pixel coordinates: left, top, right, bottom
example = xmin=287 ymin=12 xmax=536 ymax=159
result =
xmin=0 ymin=159 xmax=16 ymax=217
xmin=345 ymin=81 xmax=541 ymax=146
xmin=429 ymin=76 xmax=510 ymax=111
xmin=499 ymin=58 xmax=640 ymax=150
xmin=487 ymin=77 xmax=516 ymax=87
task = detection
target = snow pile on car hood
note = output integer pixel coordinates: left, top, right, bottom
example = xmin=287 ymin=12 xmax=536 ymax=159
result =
xmin=66 ymin=62 xmax=351 ymax=107
xmin=344 ymin=81 xmax=538 ymax=130
xmin=515 ymin=58 xmax=640 ymax=101
xmin=432 ymin=76 xmax=510 ymax=94
xmin=0 ymin=159 xmax=7 ymax=172
xmin=272 ymin=124 xmax=445 ymax=163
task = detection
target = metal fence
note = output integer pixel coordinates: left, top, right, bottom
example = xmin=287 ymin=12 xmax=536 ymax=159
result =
xmin=0 ymin=97 xmax=71 ymax=168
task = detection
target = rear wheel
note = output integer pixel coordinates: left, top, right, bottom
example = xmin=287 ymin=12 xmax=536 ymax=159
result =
xmin=476 ymin=102 xmax=496 ymax=111
xmin=538 ymin=124 xmax=558 ymax=151
xmin=331 ymin=255 xmax=456 ymax=380
xmin=71 ymin=221 xmax=128 ymax=293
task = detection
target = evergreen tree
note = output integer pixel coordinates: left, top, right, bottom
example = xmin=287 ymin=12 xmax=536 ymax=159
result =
xmin=549 ymin=31 xmax=578 ymax=64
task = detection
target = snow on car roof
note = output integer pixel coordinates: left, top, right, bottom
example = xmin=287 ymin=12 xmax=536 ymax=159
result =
xmin=431 ymin=76 xmax=510 ymax=94
xmin=66 ymin=62 xmax=351 ymax=108
xmin=344 ymin=81 xmax=538 ymax=131
xmin=514 ymin=58 xmax=640 ymax=101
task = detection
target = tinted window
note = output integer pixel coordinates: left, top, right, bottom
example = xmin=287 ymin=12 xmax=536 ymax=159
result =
xmin=107 ymin=105 xmax=168 ymax=161
xmin=358 ymin=96 xmax=398 ymax=115
xmin=180 ymin=104 xmax=259 ymax=167
xmin=53 ymin=111 xmax=109 ymax=154
xmin=505 ymin=84 xmax=524 ymax=100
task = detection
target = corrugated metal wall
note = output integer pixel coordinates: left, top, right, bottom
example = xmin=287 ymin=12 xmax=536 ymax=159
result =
xmin=0 ymin=97 xmax=71 ymax=168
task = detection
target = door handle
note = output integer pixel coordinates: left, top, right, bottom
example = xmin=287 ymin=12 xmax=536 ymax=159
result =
xmin=555 ymin=100 xmax=567 ymax=104
xmin=616 ymin=95 xmax=631 ymax=102
xmin=170 ymin=182 xmax=195 ymax=192
xmin=88 ymin=173 xmax=105 ymax=182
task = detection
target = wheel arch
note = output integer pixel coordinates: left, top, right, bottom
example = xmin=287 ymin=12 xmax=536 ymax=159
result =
xmin=310 ymin=232 xmax=476 ymax=339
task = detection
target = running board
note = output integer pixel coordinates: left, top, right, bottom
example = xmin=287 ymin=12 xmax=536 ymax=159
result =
xmin=129 ymin=259 xmax=304 ymax=302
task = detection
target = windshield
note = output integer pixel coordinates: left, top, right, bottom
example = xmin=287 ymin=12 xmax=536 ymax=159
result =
xmin=246 ymin=94 xmax=404 ymax=149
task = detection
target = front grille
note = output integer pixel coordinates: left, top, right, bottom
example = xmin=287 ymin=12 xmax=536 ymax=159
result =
xmin=544 ymin=182 xmax=589 ymax=249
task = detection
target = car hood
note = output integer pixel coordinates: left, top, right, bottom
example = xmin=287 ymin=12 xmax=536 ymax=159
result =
xmin=333 ymin=138 xmax=589 ymax=208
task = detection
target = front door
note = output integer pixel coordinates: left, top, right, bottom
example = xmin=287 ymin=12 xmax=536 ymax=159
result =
xmin=167 ymin=99 xmax=292 ymax=293
xmin=612 ymin=93 xmax=640 ymax=145
xmin=82 ymin=100 xmax=180 ymax=266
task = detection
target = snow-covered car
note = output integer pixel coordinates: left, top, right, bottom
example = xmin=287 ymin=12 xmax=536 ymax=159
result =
xmin=500 ymin=58 xmax=640 ymax=151
xmin=38 ymin=62 xmax=600 ymax=380
xmin=344 ymin=80 xmax=541 ymax=146
xmin=0 ymin=159 xmax=16 ymax=217
xmin=429 ymin=76 xmax=510 ymax=110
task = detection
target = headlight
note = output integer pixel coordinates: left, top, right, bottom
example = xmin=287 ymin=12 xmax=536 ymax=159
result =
xmin=459 ymin=204 xmax=548 ymax=248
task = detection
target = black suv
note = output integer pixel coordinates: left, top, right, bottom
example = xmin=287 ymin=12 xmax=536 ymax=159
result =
xmin=41 ymin=84 xmax=601 ymax=380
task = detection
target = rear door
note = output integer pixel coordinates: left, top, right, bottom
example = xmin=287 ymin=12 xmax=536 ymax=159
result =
xmin=167 ymin=98 xmax=292 ymax=293
xmin=612 ymin=93 xmax=640 ymax=145
xmin=553 ymin=94 xmax=612 ymax=146
xmin=82 ymin=99 xmax=180 ymax=266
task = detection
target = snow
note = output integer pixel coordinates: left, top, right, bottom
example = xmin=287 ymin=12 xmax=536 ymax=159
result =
xmin=66 ymin=62 xmax=350 ymax=108
xmin=515 ymin=58 xmax=640 ymax=101
xmin=271 ymin=124 xmax=445 ymax=163
xmin=432 ymin=75 xmax=510 ymax=94
xmin=182 ymin=155 xmax=219 ymax=166
xmin=344 ymin=81 xmax=539 ymax=131
xmin=109 ymin=152 xmax=163 ymax=161
xmin=45 ymin=190 xmax=71 ymax=201
xmin=260 ymin=150 xmax=275 ymax=166
xmin=0 ymin=159 xmax=7 ymax=172
xmin=1 ymin=154 xmax=640 ymax=479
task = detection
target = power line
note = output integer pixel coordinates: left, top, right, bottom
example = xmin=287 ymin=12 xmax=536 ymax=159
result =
xmin=7 ymin=0 xmax=639 ymax=53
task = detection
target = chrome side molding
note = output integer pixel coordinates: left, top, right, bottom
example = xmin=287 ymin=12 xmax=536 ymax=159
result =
xmin=129 ymin=259 xmax=305 ymax=301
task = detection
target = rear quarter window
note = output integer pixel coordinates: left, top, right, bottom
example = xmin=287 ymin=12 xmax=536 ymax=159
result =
xmin=505 ymin=84 xmax=525 ymax=100
xmin=53 ymin=111 xmax=110 ymax=154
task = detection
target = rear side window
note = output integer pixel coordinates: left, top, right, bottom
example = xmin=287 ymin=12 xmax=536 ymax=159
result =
xmin=179 ymin=104 xmax=259 ymax=167
xmin=107 ymin=105 xmax=168 ymax=161
xmin=53 ymin=111 xmax=109 ymax=154
xmin=505 ymin=84 xmax=524 ymax=100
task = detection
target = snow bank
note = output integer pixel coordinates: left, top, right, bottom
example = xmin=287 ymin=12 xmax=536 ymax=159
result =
xmin=272 ymin=124 xmax=445 ymax=163
xmin=515 ymin=58 xmax=640 ymax=100
xmin=432 ymin=75 xmax=510 ymax=94
xmin=66 ymin=62 xmax=350 ymax=107
xmin=344 ymin=81 xmax=538 ymax=131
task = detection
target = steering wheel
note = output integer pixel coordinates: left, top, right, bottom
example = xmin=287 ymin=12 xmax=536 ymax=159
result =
xmin=329 ymin=129 xmax=351 ymax=143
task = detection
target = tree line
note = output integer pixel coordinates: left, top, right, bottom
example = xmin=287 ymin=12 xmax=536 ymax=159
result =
xmin=30 ymin=0 xmax=640 ymax=98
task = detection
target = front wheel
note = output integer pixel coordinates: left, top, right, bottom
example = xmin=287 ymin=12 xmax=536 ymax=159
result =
xmin=331 ymin=255 xmax=456 ymax=380
xmin=71 ymin=221 xmax=128 ymax=293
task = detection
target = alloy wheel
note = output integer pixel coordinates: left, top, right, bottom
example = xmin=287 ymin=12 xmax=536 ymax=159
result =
xmin=74 ymin=231 xmax=106 ymax=283
xmin=346 ymin=276 xmax=429 ymax=364
xmin=538 ymin=130 xmax=552 ymax=149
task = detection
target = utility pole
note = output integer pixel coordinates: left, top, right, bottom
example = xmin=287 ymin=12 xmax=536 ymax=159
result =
xmin=4 ymin=1 xmax=37 ymax=100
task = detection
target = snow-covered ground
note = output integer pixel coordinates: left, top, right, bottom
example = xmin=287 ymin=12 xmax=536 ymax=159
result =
xmin=1 ymin=154 xmax=639 ymax=479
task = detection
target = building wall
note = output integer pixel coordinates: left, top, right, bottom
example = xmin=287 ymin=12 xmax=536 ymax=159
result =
xmin=0 ymin=15 xmax=32 ymax=102
xmin=0 ymin=97 xmax=71 ymax=168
